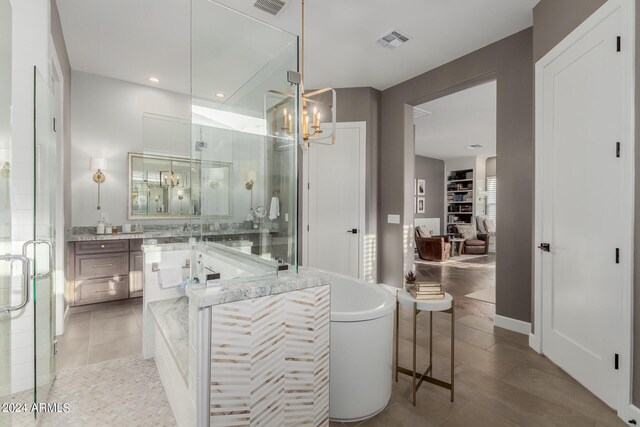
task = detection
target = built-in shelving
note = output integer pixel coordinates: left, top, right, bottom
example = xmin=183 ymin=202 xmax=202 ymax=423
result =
xmin=446 ymin=168 xmax=474 ymax=234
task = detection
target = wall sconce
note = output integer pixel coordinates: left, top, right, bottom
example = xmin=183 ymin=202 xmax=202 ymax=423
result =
xmin=245 ymin=170 xmax=257 ymax=210
xmin=177 ymin=189 xmax=185 ymax=215
xmin=90 ymin=157 xmax=107 ymax=210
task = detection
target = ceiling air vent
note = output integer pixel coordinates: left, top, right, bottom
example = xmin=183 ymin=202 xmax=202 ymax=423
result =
xmin=254 ymin=0 xmax=286 ymax=16
xmin=376 ymin=30 xmax=410 ymax=50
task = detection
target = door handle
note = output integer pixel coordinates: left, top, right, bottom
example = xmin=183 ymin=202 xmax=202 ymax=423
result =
xmin=0 ymin=253 xmax=32 ymax=313
xmin=347 ymin=229 xmax=358 ymax=234
xmin=537 ymin=243 xmax=551 ymax=252
xmin=22 ymin=240 xmax=53 ymax=280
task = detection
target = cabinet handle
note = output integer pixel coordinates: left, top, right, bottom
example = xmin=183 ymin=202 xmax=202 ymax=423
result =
xmin=94 ymin=289 xmax=114 ymax=293
xmin=92 ymin=263 xmax=114 ymax=268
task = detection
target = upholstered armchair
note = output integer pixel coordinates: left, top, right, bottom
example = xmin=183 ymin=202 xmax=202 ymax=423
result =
xmin=415 ymin=228 xmax=452 ymax=261
xmin=454 ymin=224 xmax=489 ymax=255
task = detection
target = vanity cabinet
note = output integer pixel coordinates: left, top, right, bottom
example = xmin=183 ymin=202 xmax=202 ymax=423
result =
xmin=67 ymin=238 xmax=144 ymax=306
xmin=129 ymin=246 xmax=144 ymax=298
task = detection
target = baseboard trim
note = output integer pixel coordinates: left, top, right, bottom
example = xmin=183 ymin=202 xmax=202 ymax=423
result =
xmin=494 ymin=315 xmax=531 ymax=335
xmin=529 ymin=333 xmax=541 ymax=353
xmin=619 ymin=404 xmax=640 ymax=425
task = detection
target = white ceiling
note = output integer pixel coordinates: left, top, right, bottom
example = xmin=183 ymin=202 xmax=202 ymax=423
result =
xmin=414 ymin=80 xmax=497 ymax=161
xmin=57 ymin=0 xmax=538 ymax=95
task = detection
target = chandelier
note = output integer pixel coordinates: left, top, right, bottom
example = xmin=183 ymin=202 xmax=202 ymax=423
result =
xmin=299 ymin=0 xmax=336 ymax=145
xmin=265 ymin=0 xmax=336 ymax=148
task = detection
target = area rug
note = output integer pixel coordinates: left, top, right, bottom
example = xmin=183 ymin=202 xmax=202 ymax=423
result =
xmin=465 ymin=287 xmax=496 ymax=304
xmin=415 ymin=254 xmax=488 ymax=266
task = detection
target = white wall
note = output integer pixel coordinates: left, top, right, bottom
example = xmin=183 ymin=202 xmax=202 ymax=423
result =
xmin=193 ymin=124 xmax=266 ymax=224
xmin=70 ymin=72 xmax=269 ymax=227
xmin=71 ymin=71 xmax=274 ymax=227
xmin=6 ymin=0 xmax=51 ymax=394
xmin=70 ymin=71 xmax=191 ymax=226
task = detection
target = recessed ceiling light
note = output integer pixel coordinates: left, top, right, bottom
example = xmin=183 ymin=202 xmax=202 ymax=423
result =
xmin=467 ymin=144 xmax=485 ymax=149
xmin=148 ymin=77 xmax=160 ymax=83
xmin=215 ymin=92 xmax=225 ymax=98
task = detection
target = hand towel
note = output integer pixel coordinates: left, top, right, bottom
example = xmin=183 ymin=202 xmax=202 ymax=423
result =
xmin=269 ymin=196 xmax=280 ymax=220
xmin=158 ymin=267 xmax=182 ymax=288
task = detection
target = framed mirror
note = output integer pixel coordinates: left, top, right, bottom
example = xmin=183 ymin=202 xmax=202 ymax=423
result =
xmin=128 ymin=152 xmax=232 ymax=219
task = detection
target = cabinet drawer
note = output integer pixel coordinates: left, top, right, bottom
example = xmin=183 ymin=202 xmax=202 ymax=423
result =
xmin=75 ymin=276 xmax=129 ymax=306
xmin=76 ymin=253 xmax=129 ymax=280
xmin=75 ymin=240 xmax=129 ymax=255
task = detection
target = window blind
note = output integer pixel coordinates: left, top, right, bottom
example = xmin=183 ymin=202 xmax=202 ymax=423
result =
xmin=486 ymin=176 xmax=497 ymax=226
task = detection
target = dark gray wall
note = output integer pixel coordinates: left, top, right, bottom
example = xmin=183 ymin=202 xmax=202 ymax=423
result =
xmin=380 ymin=28 xmax=533 ymax=324
xmin=486 ymin=156 xmax=497 ymax=177
xmin=533 ymin=0 xmax=607 ymax=61
xmin=331 ymin=87 xmax=381 ymax=246
xmin=635 ymin=0 xmax=640 ymax=407
xmin=51 ymin=0 xmax=71 ymax=228
xmin=414 ymin=155 xmax=444 ymax=232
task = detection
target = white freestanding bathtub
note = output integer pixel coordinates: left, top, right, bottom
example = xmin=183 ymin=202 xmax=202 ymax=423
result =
xmin=329 ymin=273 xmax=396 ymax=422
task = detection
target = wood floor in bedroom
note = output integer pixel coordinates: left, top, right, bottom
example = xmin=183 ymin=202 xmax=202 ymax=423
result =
xmin=330 ymin=254 xmax=625 ymax=426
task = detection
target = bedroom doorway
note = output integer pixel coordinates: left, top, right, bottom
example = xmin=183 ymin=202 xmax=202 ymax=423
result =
xmin=411 ymin=80 xmax=497 ymax=319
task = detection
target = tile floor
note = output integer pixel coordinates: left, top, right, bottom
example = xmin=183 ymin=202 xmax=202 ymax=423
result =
xmin=56 ymin=299 xmax=143 ymax=372
xmin=330 ymin=254 xmax=625 ymax=426
xmin=23 ymin=257 xmax=627 ymax=426
xmin=3 ymin=354 xmax=174 ymax=427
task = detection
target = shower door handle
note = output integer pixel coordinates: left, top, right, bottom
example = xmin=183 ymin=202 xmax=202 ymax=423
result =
xmin=22 ymin=240 xmax=53 ymax=280
xmin=0 ymin=254 xmax=31 ymax=313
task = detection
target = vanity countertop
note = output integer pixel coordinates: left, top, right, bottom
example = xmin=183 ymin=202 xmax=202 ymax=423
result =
xmin=187 ymin=267 xmax=331 ymax=308
xmin=66 ymin=226 xmax=274 ymax=242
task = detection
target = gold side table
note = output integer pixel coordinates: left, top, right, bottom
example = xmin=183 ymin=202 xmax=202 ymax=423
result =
xmin=395 ymin=290 xmax=455 ymax=405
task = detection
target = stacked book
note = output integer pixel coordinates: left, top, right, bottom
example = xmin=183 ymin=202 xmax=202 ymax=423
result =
xmin=410 ymin=281 xmax=445 ymax=300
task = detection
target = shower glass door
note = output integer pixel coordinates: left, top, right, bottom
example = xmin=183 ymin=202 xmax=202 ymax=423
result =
xmin=1 ymin=1 xmax=56 ymax=421
xmin=33 ymin=68 xmax=56 ymax=411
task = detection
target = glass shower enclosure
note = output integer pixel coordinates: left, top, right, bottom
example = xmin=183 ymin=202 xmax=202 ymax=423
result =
xmin=0 ymin=1 xmax=57 ymax=423
xmin=190 ymin=0 xmax=300 ymax=271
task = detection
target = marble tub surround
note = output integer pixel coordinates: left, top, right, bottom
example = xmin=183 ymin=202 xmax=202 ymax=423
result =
xmin=148 ymin=297 xmax=189 ymax=382
xmin=187 ymin=267 xmax=329 ymax=308
xmin=208 ymin=285 xmax=330 ymax=425
xmin=141 ymin=241 xmax=292 ymax=366
xmin=193 ymin=241 xmax=283 ymax=282
xmin=142 ymin=246 xmax=192 ymax=361
xmin=142 ymin=241 xmax=282 ymax=282
xmin=66 ymin=224 xmax=275 ymax=242
xmin=141 ymin=241 xmax=330 ymax=426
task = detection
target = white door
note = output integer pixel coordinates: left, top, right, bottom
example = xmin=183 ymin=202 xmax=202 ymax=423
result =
xmin=304 ymin=122 xmax=365 ymax=279
xmin=538 ymin=8 xmax=626 ymax=408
